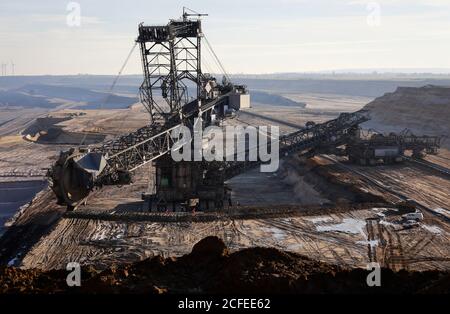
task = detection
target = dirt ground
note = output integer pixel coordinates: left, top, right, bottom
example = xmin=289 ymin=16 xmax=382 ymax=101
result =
xmin=0 ymin=104 xmax=148 ymax=177
xmin=314 ymin=156 xmax=450 ymax=211
xmin=363 ymin=86 xmax=450 ymax=149
xmin=3 ymin=155 xmax=448 ymax=272
xmin=0 ymin=91 xmax=449 ymax=281
xmin=17 ymin=203 xmax=449 ymax=272
xmin=1 ymin=237 xmax=449 ymax=294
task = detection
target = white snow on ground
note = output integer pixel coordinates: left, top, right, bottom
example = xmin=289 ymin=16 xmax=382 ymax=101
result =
xmin=91 ymin=228 xmax=109 ymax=241
xmin=316 ymin=218 xmax=367 ymax=236
xmin=371 ymin=208 xmax=391 ymax=218
xmin=432 ymin=208 xmax=450 ymax=218
xmin=379 ymin=220 xmax=396 ymax=227
xmin=357 ymin=240 xmax=379 ymax=248
xmin=307 ymin=217 xmax=333 ymax=224
xmin=421 ymin=224 xmax=444 ymax=235
xmin=90 ymin=222 xmax=126 ymax=241
xmin=286 ymin=243 xmax=303 ymax=251
xmin=262 ymin=227 xmax=287 ymax=241
xmin=372 ymin=208 xmax=390 ymax=212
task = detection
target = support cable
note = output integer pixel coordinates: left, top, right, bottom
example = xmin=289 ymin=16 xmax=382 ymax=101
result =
xmin=79 ymin=41 xmax=138 ymax=145
xmin=203 ymin=34 xmax=231 ymax=83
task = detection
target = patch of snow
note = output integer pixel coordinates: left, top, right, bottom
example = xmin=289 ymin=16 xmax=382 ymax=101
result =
xmin=286 ymin=243 xmax=303 ymax=251
xmin=91 ymin=228 xmax=109 ymax=241
xmin=307 ymin=217 xmax=333 ymax=224
xmin=316 ymin=218 xmax=366 ymax=236
xmin=432 ymin=208 xmax=450 ymax=218
xmin=379 ymin=220 xmax=395 ymax=227
xmin=262 ymin=227 xmax=287 ymax=241
xmin=372 ymin=208 xmax=388 ymax=215
xmin=421 ymin=224 xmax=443 ymax=235
xmin=357 ymin=240 xmax=379 ymax=248
xmin=90 ymin=223 xmax=126 ymax=241
xmin=371 ymin=207 xmax=396 ymax=218
xmin=372 ymin=207 xmax=390 ymax=212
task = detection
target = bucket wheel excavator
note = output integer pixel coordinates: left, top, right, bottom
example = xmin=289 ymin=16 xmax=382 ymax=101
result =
xmin=48 ymin=10 xmax=247 ymax=210
xmin=48 ymin=10 xmax=374 ymax=211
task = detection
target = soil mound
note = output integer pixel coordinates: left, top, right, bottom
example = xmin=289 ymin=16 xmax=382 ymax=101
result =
xmin=190 ymin=236 xmax=228 ymax=258
xmin=22 ymin=116 xmax=105 ymax=145
xmin=0 ymin=237 xmax=448 ymax=294
xmin=22 ymin=117 xmax=71 ymax=136
xmin=363 ymin=85 xmax=450 ymax=146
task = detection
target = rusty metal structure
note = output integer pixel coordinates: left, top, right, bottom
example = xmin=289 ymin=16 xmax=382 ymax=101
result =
xmin=137 ymin=13 xmax=202 ymax=124
xmin=48 ymin=10 xmax=248 ymax=210
xmin=219 ymin=111 xmax=370 ymax=180
xmin=48 ymin=10 xmax=405 ymax=211
xmin=346 ymin=130 xmax=441 ymax=165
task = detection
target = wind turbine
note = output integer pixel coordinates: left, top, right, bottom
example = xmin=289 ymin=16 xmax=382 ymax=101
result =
xmin=1 ymin=63 xmax=8 ymax=76
xmin=10 ymin=60 xmax=15 ymax=76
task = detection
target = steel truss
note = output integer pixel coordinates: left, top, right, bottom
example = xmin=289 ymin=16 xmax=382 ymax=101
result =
xmin=93 ymin=123 xmax=181 ymax=185
xmin=49 ymin=11 xmax=374 ymax=209
xmin=137 ymin=19 xmax=202 ymax=124
xmin=220 ymin=110 xmax=371 ymax=180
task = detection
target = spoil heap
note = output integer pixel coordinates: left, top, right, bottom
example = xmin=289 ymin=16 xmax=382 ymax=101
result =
xmin=1 ymin=237 xmax=449 ymax=294
xmin=363 ymin=85 xmax=450 ymax=145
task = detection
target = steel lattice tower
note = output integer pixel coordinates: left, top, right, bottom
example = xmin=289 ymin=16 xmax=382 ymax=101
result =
xmin=137 ymin=16 xmax=203 ymax=125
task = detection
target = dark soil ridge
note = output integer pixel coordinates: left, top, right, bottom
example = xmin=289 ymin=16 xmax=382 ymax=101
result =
xmin=1 ymin=237 xmax=448 ymax=294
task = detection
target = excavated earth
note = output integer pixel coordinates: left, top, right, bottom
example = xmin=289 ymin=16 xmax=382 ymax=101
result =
xmin=0 ymin=236 xmax=449 ymax=294
xmin=1 ymin=89 xmax=450 ymax=293
xmin=363 ymin=85 xmax=450 ymax=147
xmin=22 ymin=115 xmax=106 ymax=145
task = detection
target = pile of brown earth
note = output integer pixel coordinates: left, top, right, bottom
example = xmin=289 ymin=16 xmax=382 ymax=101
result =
xmin=1 ymin=237 xmax=449 ymax=294
xmin=363 ymin=85 xmax=450 ymax=146
xmin=22 ymin=116 xmax=105 ymax=145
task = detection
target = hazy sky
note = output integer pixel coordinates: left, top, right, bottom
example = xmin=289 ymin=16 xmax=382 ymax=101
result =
xmin=1 ymin=0 xmax=450 ymax=75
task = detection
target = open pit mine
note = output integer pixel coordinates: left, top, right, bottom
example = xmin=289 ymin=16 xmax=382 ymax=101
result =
xmin=0 ymin=9 xmax=449 ymax=296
